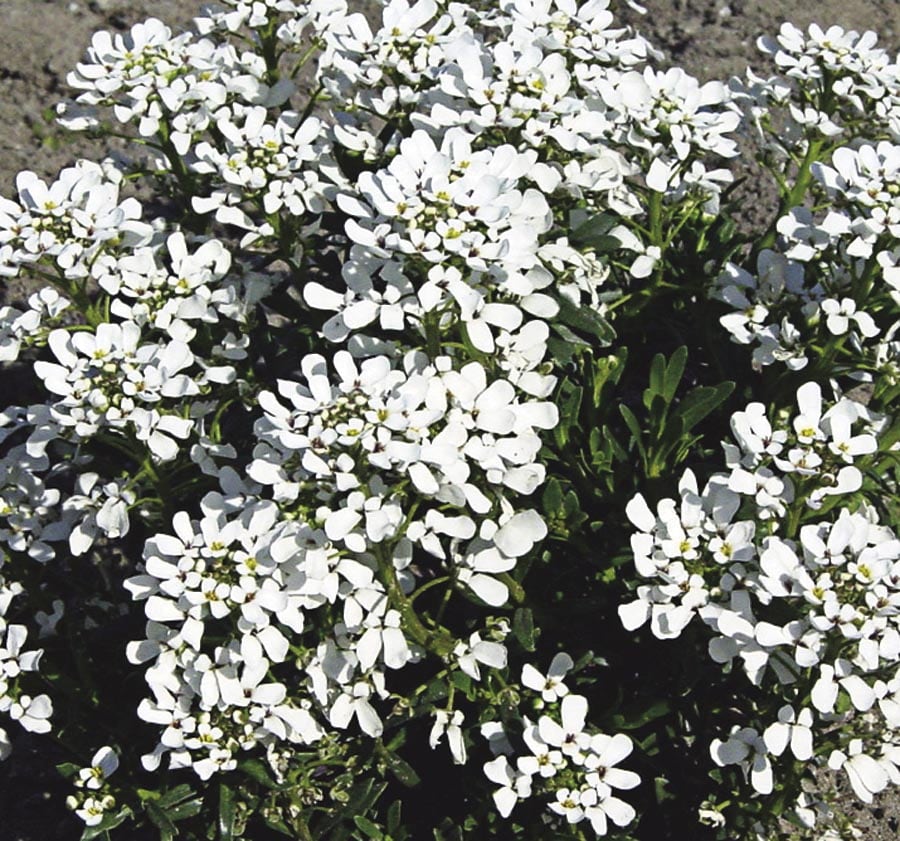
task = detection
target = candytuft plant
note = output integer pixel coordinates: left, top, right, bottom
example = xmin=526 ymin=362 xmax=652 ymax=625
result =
xmin=0 ymin=2 xmax=898 ymax=840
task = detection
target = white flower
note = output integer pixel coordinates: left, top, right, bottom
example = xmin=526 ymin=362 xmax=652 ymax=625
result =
xmin=453 ymin=632 xmax=508 ymax=680
xmin=329 ymin=681 xmax=383 ymax=737
xmin=429 ymin=709 xmax=467 ymax=764
xmin=77 ymin=746 xmax=119 ymax=790
xmin=8 ymin=693 xmax=53 ymax=734
xmin=74 ymin=794 xmax=116 ymax=827
xmin=820 ymin=298 xmax=879 ymax=338
xmin=828 ymin=739 xmax=889 ymax=803
xmin=484 ymin=755 xmax=531 ymax=818
xmin=762 ymin=706 xmax=814 ymax=761
xmin=710 ymin=726 xmax=773 ymax=794
xmin=522 ymin=651 xmax=573 ymax=702
xmin=538 ymin=694 xmax=589 ymax=764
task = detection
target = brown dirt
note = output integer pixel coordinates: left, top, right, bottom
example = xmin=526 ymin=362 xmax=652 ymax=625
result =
xmin=1 ymin=1 xmax=899 ymax=839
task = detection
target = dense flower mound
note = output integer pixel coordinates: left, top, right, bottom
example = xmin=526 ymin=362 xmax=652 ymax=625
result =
xmin=0 ymin=1 xmax=897 ymax=840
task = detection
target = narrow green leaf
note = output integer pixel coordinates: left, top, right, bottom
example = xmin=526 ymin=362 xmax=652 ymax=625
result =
xmin=144 ymin=800 xmax=176 ymax=841
xmin=219 ymin=784 xmax=235 ymax=841
xmin=662 ymin=345 xmax=688 ymax=403
xmin=383 ymin=752 xmax=421 ymax=788
xmin=56 ymin=762 xmax=80 ymax=778
xmin=354 ymin=816 xmax=384 ymax=839
xmin=513 ymin=607 xmax=536 ymax=652
xmin=346 ymin=779 xmax=386 ymax=815
xmin=673 ymin=381 xmax=735 ymax=431
xmin=541 ymin=477 xmax=564 ymax=514
xmin=620 ymin=699 xmax=671 ymax=729
xmin=157 ymin=784 xmax=195 ymax=808
xmin=569 ymin=211 xmax=618 ymax=250
xmin=553 ymin=382 xmax=583 ymax=449
xmin=648 ymin=352 xmax=666 ymax=404
xmin=387 ymin=801 xmax=402 ymax=835
xmin=238 ymin=758 xmax=279 ymax=789
xmin=166 ymin=798 xmax=204 ymax=822
xmin=555 ymin=296 xmax=616 ymax=345
xmin=618 ymin=405 xmax=647 ymax=464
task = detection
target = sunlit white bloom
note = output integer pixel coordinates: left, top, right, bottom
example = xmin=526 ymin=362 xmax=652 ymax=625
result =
xmin=77 ymin=746 xmax=119 ymax=790
xmin=430 ymin=709 xmax=467 ymax=764
xmin=522 ymin=651 xmax=573 ymax=702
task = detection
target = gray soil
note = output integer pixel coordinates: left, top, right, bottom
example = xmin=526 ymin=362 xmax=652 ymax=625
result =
xmin=1 ymin=0 xmax=900 ymax=839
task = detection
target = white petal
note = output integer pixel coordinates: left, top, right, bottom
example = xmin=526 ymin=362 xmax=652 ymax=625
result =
xmin=603 ymin=795 xmax=637 ymax=827
xmin=618 ymin=599 xmax=651 ymax=631
xmin=493 ymin=510 xmax=547 ymax=557
xmin=762 ymin=721 xmax=790 ymax=756
xmin=845 ymin=754 xmax=889 ymax=803
xmin=625 ymin=495 xmax=656 ymax=532
xmin=463 ymin=572 xmax=508 ymax=606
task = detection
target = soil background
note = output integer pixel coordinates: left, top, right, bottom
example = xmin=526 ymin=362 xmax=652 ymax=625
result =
xmin=1 ymin=0 xmax=900 ymax=839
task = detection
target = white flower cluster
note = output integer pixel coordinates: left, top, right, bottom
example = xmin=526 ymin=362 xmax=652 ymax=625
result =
xmin=752 ymin=23 xmax=900 ymax=143
xmin=315 ymin=0 xmax=739 ymax=291
xmin=716 ymin=141 xmax=898 ymax=380
xmin=122 ymin=338 xmax=559 ymax=777
xmin=59 ymin=16 xmax=294 ymax=139
xmin=621 ymin=381 xmax=900 ymax=806
xmin=32 ymin=6 xmax=648 ymax=826
xmin=0 ymin=162 xmax=151 ymax=288
xmin=621 ymin=381 xmax=882 ymax=639
xmin=0 ymin=576 xmax=53 ymax=753
xmin=67 ymin=746 xmax=120 ymax=827
xmin=482 ymin=654 xmax=639 ymax=836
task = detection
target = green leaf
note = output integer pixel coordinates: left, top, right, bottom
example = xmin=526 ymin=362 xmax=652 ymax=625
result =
xmin=618 ymin=404 xmax=647 ymax=465
xmin=548 ymin=329 xmax=590 ymax=368
xmin=554 ymin=296 xmax=616 ymax=346
xmin=218 ymin=784 xmax=236 ymax=841
xmin=383 ymin=752 xmax=421 ymax=788
xmin=617 ymin=699 xmax=671 ymax=729
xmin=541 ymin=477 xmax=564 ymax=514
xmin=648 ymin=352 xmax=667 ymax=404
xmin=157 ymin=784 xmax=196 ymax=808
xmin=513 ymin=607 xmax=536 ymax=652
xmin=56 ymin=762 xmax=80 ymax=779
xmin=569 ymin=211 xmax=619 ymax=252
xmin=144 ymin=799 xmax=177 ymax=841
xmin=433 ymin=818 xmax=464 ymax=841
xmin=419 ymin=676 xmax=449 ymax=705
xmin=662 ymin=345 xmax=688 ymax=403
xmin=354 ymin=816 xmax=384 ymax=839
xmin=552 ymin=382 xmax=583 ymax=449
xmin=347 ymin=778 xmax=388 ymax=814
xmin=654 ymin=776 xmax=676 ymax=804
xmin=238 ymin=758 xmax=279 ymax=789
xmin=674 ymin=381 xmax=735 ymax=431
xmin=166 ymin=798 xmax=204 ymax=822
xmin=387 ymin=801 xmax=402 ymax=835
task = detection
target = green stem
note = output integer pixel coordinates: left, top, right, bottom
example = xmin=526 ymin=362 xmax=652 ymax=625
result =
xmin=407 ymin=575 xmax=451 ymax=604
xmin=375 ymin=547 xmax=454 ymax=656
xmin=423 ymin=313 xmax=442 ymax=358
xmin=751 ymin=136 xmax=827 ymax=264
